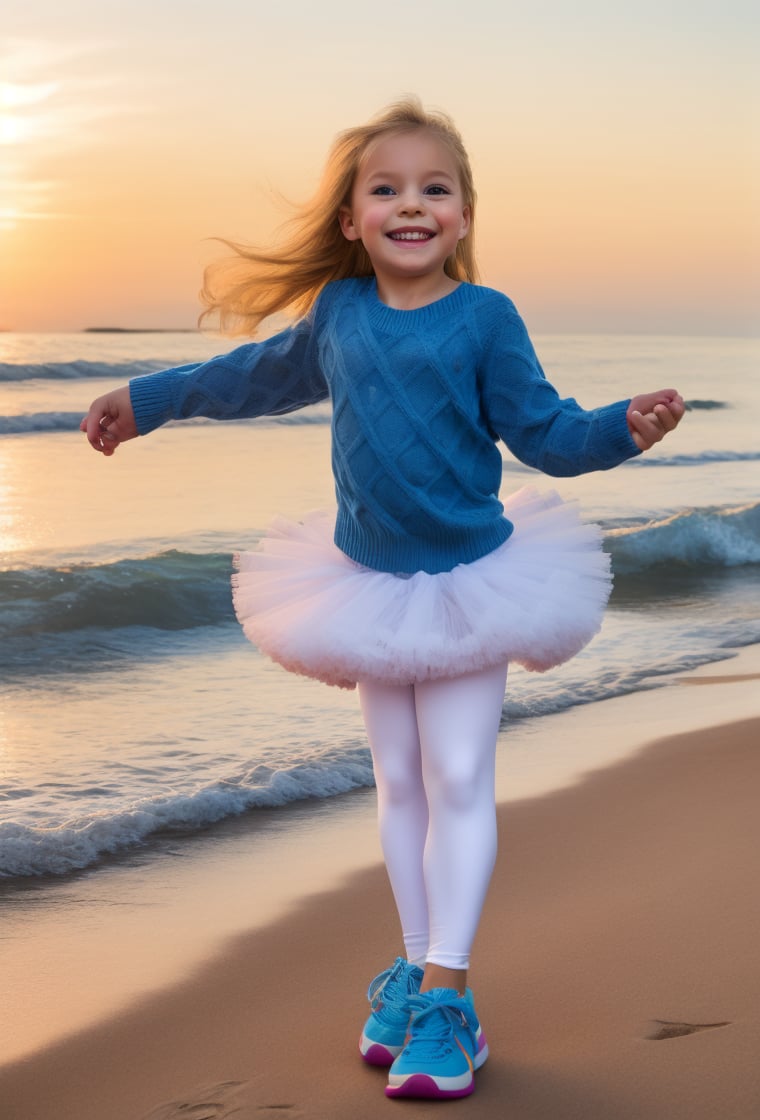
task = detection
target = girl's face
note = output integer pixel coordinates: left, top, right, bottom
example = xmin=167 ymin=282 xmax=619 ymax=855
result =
xmin=339 ymin=130 xmax=471 ymax=303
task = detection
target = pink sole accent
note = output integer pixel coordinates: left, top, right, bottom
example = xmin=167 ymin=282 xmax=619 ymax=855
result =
xmin=385 ymin=1074 xmax=474 ymax=1099
xmin=360 ymin=1042 xmax=396 ymax=1067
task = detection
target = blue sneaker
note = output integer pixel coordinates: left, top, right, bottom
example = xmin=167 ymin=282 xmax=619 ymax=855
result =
xmin=385 ymin=987 xmax=488 ymax=1099
xmin=359 ymin=958 xmax=424 ymax=1066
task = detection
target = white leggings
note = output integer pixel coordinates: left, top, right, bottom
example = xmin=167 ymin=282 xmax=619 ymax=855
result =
xmin=358 ymin=663 xmax=508 ymax=971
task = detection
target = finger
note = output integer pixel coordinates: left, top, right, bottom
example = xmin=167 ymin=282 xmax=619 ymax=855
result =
xmin=629 ymin=410 xmax=661 ymax=450
xmin=83 ymin=408 xmax=117 ymax=453
xmin=652 ymin=403 xmax=677 ymax=432
xmin=98 ymin=422 xmax=119 ymax=456
xmin=91 ymin=422 xmax=113 ymax=452
xmin=628 ymin=410 xmax=648 ymax=450
xmin=669 ymin=396 xmax=686 ymax=422
xmin=662 ymin=398 xmax=686 ymax=426
xmin=85 ymin=413 xmax=106 ymax=451
xmin=83 ymin=403 xmax=106 ymax=449
xmin=642 ymin=411 xmax=666 ymax=443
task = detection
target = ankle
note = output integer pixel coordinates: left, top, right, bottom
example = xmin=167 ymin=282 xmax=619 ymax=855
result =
xmin=419 ymin=963 xmax=468 ymax=997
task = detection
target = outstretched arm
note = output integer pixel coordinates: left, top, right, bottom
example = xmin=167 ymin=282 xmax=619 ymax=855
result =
xmin=626 ymin=389 xmax=685 ymax=451
xmin=481 ymin=299 xmax=687 ymax=474
xmin=79 ymin=298 xmax=331 ymax=457
xmin=80 ymin=385 xmax=138 ymax=456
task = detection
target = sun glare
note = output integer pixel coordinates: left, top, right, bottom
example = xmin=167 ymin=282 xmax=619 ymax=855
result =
xmin=0 ymin=80 xmax=61 ymax=233
xmin=0 ymin=81 xmax=58 ymax=146
xmin=0 ymin=446 xmax=30 ymax=555
xmin=0 ymin=81 xmax=59 ymax=109
xmin=0 ymin=114 xmax=25 ymax=145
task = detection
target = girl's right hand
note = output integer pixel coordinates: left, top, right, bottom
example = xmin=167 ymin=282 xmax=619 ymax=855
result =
xmin=80 ymin=386 xmax=138 ymax=456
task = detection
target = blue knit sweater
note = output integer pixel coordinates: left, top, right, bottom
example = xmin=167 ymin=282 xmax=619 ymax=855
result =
xmin=129 ymin=277 xmax=640 ymax=574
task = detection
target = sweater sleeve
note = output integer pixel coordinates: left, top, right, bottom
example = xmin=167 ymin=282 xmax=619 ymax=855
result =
xmin=128 ymin=304 xmax=329 ymax=436
xmin=479 ymin=303 xmax=641 ymax=477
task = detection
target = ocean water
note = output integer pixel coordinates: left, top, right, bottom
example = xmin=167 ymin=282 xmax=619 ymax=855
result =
xmin=1 ymin=329 xmax=758 ymax=882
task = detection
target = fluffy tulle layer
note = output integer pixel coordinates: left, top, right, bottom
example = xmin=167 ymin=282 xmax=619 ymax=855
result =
xmin=232 ymin=487 xmax=612 ymax=690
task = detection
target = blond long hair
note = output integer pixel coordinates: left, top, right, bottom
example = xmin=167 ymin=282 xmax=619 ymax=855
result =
xmin=199 ymin=98 xmax=479 ymax=336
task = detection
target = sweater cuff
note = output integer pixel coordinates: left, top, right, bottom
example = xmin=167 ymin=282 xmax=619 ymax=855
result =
xmin=129 ymin=371 xmax=177 ymax=436
xmin=597 ymin=398 xmax=641 ymax=463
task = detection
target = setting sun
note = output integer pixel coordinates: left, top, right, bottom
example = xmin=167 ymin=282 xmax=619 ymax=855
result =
xmin=0 ymin=80 xmax=61 ymax=236
xmin=0 ymin=80 xmax=58 ymax=143
xmin=0 ymin=113 xmax=24 ymax=145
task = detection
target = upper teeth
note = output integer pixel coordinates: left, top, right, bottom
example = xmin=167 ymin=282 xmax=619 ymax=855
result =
xmin=391 ymin=232 xmax=431 ymax=240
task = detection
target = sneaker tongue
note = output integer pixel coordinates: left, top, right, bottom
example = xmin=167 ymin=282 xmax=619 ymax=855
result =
xmin=412 ymin=989 xmax=468 ymax=1037
xmin=418 ymin=1007 xmax=455 ymax=1038
xmin=420 ymin=987 xmax=468 ymax=1014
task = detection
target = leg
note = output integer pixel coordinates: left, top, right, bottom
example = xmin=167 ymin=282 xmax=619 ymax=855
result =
xmin=413 ymin=663 xmax=508 ymax=992
xmin=358 ymin=678 xmax=429 ymax=965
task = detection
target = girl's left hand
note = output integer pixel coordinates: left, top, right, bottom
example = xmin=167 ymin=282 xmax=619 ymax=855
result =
xmin=627 ymin=389 xmax=685 ymax=451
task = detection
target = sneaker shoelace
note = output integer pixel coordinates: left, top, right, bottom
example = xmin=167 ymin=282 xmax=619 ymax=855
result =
xmin=402 ymin=994 xmax=478 ymax=1058
xmin=367 ymin=958 xmax=419 ymax=1025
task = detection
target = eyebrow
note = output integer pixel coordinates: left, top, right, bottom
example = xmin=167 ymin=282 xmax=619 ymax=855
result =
xmin=364 ymin=169 xmax=457 ymax=181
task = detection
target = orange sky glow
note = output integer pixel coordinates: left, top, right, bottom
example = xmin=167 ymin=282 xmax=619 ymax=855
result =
xmin=1 ymin=1 xmax=757 ymax=335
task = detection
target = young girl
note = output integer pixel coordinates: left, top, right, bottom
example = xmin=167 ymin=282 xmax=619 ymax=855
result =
xmin=82 ymin=98 xmax=684 ymax=1101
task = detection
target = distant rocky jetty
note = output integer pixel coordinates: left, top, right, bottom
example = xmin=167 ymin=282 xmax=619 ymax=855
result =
xmin=84 ymin=327 xmax=197 ymax=334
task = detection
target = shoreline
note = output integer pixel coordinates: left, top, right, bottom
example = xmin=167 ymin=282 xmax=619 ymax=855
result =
xmin=2 ymin=647 xmax=758 ymax=1070
xmin=2 ymin=654 xmax=759 ymax=1117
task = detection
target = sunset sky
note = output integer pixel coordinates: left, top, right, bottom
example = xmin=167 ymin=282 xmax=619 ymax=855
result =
xmin=1 ymin=0 xmax=757 ymax=335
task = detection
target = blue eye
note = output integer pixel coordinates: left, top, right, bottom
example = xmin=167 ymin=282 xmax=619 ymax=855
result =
xmin=371 ymin=185 xmax=396 ymax=196
xmin=425 ymin=185 xmax=451 ymax=196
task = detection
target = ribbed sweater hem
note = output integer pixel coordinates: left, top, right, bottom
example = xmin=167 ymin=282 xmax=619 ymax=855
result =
xmin=334 ymin=511 xmax=514 ymax=575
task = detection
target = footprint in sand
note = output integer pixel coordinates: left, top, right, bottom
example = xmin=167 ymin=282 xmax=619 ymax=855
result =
xmin=142 ymin=1080 xmax=247 ymax=1119
xmin=647 ymin=1019 xmax=730 ymax=1040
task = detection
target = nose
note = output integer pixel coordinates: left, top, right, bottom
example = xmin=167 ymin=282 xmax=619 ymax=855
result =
xmin=397 ymin=189 xmax=425 ymax=215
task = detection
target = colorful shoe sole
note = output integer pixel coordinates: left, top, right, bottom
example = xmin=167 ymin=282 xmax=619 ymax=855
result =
xmin=386 ymin=1073 xmax=475 ymax=1099
xmin=385 ymin=1028 xmax=488 ymax=1099
xmin=359 ymin=1036 xmax=400 ymax=1067
xmin=358 ymin=957 xmax=422 ymax=1067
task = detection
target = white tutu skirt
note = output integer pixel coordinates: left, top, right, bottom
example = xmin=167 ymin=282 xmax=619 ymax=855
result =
xmin=232 ymin=486 xmax=611 ymax=690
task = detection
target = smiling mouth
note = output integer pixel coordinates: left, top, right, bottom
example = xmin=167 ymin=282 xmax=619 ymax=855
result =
xmin=388 ymin=230 xmax=434 ymax=241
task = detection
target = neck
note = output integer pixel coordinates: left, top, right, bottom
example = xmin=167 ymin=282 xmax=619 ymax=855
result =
xmin=374 ymin=272 xmax=460 ymax=310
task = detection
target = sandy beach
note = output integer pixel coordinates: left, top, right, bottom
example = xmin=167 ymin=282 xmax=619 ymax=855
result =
xmin=2 ymin=656 xmax=759 ymax=1120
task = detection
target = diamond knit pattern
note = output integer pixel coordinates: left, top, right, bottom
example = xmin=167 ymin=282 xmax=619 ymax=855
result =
xmin=328 ymin=308 xmax=504 ymax=557
xmin=128 ymin=277 xmax=640 ymax=575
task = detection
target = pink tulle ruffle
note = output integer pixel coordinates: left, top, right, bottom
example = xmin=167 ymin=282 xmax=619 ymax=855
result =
xmin=232 ymin=486 xmax=612 ymax=690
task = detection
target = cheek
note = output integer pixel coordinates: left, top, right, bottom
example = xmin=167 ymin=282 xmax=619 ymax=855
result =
xmin=360 ymin=207 xmax=386 ymax=235
xmin=446 ymin=204 xmax=469 ymax=231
